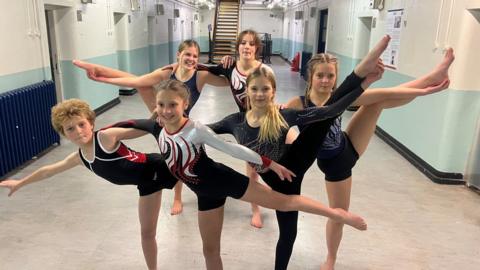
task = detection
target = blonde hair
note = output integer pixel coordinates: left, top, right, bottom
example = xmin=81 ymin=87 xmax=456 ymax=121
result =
xmin=177 ymin=39 xmax=200 ymax=57
xmin=236 ymin=29 xmax=262 ymax=59
xmin=51 ymin=99 xmax=95 ymax=136
xmin=304 ymin=53 xmax=339 ymax=106
xmin=246 ymin=67 xmax=288 ymax=143
xmin=155 ymin=79 xmax=190 ymax=104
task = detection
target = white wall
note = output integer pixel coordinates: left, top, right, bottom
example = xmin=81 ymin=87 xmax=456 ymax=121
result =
xmin=0 ymin=0 xmax=50 ymax=76
xmin=324 ymin=0 xmax=480 ymax=92
xmin=239 ymin=7 xmax=283 ymax=38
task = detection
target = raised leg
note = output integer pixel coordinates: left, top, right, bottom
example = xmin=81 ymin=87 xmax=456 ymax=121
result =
xmin=239 ymin=179 xmax=366 ymax=230
xmin=354 ymin=35 xmax=391 ymax=78
xmin=399 ymin=48 xmax=454 ymax=89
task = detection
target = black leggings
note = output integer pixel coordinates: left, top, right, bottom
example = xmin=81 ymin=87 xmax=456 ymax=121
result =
xmin=259 ymin=71 xmax=363 ymax=270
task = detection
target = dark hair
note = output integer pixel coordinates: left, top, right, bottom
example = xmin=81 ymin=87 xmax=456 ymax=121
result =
xmin=236 ymin=29 xmax=262 ymax=59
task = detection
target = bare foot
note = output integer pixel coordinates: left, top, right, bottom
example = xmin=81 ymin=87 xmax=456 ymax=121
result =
xmin=354 ymin=35 xmax=391 ymax=77
xmin=250 ymin=206 xmax=263 ymax=228
xmin=170 ymin=199 xmax=183 ymax=215
xmin=335 ymin=208 xmax=367 ymax=231
xmin=426 ymin=48 xmax=455 ymax=86
xmin=320 ymin=258 xmax=335 ymax=270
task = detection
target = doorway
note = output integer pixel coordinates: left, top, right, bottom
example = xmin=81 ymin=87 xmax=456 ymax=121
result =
xmin=168 ymin=19 xmax=174 ymax=64
xmin=317 ymin=9 xmax=328 ymax=53
xmin=44 ymin=9 xmax=63 ymax=102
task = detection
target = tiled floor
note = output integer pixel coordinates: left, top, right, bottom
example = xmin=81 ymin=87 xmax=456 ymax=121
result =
xmin=1 ymin=57 xmax=479 ymax=269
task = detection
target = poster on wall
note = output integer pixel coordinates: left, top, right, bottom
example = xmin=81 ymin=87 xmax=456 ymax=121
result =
xmin=383 ymin=9 xmax=404 ymax=69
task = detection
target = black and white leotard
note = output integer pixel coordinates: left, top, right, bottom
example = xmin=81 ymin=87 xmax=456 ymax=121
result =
xmin=79 ymin=130 xmax=177 ymax=196
xmin=117 ymin=118 xmax=271 ymax=210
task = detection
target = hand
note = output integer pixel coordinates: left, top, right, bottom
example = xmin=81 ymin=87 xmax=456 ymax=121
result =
xmin=267 ymin=161 xmax=296 ymax=182
xmin=422 ymin=78 xmax=450 ymax=95
xmin=221 ymin=55 xmax=234 ymax=69
xmin=361 ymin=59 xmax=385 ymax=89
xmin=0 ymin=180 xmax=22 ymax=197
xmin=72 ymin=60 xmax=103 ymax=82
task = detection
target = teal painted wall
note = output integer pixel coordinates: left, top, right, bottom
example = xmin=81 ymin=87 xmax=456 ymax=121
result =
xmin=117 ymin=46 xmax=150 ymax=76
xmin=148 ymin=43 xmax=170 ymax=71
xmin=329 ymin=51 xmax=480 ymax=174
xmin=1 ymin=41 xmax=182 ymax=110
xmin=197 ymin=36 xmax=210 ymax=53
xmin=0 ymin=67 xmax=52 ymax=94
xmin=279 ymin=38 xmax=309 ymax=60
xmin=60 ymin=54 xmax=118 ymax=110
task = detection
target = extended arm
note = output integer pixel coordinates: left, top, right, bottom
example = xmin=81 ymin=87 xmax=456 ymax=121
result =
xmin=0 ymin=152 xmax=81 ymax=197
xmin=98 ymin=127 xmax=149 ymax=151
xmin=106 ymin=119 xmax=161 ymax=138
xmin=288 ymin=83 xmax=365 ymax=126
xmin=73 ymin=59 xmax=171 ymax=88
xmin=198 ymin=71 xmax=230 ymax=87
xmin=196 ymin=123 xmax=295 ymax=181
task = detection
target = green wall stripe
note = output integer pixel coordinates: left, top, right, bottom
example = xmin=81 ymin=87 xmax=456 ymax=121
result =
xmin=0 ymin=67 xmax=52 ymax=94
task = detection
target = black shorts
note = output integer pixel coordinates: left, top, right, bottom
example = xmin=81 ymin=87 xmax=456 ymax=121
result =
xmin=138 ymin=154 xmax=178 ymax=196
xmin=317 ymin=132 xmax=359 ymax=182
xmin=193 ymin=157 xmax=250 ymax=211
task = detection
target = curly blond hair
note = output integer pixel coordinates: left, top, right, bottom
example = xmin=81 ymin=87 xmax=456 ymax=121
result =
xmin=51 ymin=99 xmax=95 ymax=136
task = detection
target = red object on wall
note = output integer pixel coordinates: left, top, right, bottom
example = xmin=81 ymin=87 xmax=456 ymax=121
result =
xmin=291 ymin=52 xmax=300 ymax=72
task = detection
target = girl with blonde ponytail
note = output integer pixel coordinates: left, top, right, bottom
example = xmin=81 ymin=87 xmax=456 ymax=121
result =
xmin=206 ymin=34 xmax=392 ymax=268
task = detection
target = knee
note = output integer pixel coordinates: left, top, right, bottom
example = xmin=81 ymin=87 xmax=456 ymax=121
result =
xmin=141 ymin=227 xmax=157 ymax=241
xmin=202 ymin=242 xmax=221 ymax=258
xmin=364 ymin=102 xmax=384 ymax=112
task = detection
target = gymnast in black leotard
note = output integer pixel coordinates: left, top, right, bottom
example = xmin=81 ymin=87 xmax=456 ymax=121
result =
xmin=284 ymin=48 xmax=453 ymax=269
xmin=0 ymin=99 xmax=178 ymax=270
xmin=203 ymin=35 xmax=392 ymax=270
xmin=123 ymin=79 xmax=367 ymax=270
xmin=73 ymin=40 xmax=231 ymax=216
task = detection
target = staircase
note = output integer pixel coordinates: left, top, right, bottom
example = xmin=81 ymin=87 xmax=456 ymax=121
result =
xmin=212 ymin=0 xmax=240 ymax=63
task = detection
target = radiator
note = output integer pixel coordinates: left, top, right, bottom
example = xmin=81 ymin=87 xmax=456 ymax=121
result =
xmin=0 ymin=81 xmax=60 ymax=178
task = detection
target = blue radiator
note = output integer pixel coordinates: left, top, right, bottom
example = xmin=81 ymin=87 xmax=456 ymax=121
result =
xmin=0 ymin=81 xmax=60 ymax=178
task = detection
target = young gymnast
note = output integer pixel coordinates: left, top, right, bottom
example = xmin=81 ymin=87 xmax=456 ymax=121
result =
xmin=205 ymin=36 xmax=392 ymax=269
xmin=0 ymin=99 xmax=178 ymax=270
xmin=285 ymin=48 xmax=453 ymax=270
xmin=120 ymin=79 xmax=368 ymax=269
xmin=204 ymin=29 xmax=298 ymax=228
xmin=74 ymin=39 xmax=229 ymax=215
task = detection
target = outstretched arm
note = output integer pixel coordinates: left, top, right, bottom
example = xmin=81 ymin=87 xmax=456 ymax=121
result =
xmin=73 ymin=60 xmax=134 ymax=80
xmin=287 ymin=82 xmax=365 ymax=126
xmin=0 ymin=152 xmax=81 ymax=197
xmin=98 ymin=127 xmax=149 ymax=152
xmin=198 ymin=71 xmax=230 ymax=88
xmin=196 ymin=122 xmax=295 ymax=181
xmin=73 ymin=60 xmax=171 ymax=88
